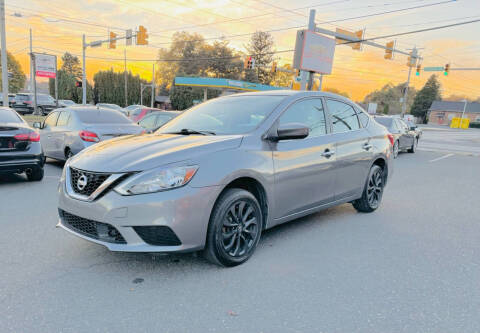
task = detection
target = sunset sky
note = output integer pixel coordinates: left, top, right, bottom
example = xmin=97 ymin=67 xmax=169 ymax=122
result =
xmin=5 ymin=0 xmax=480 ymax=101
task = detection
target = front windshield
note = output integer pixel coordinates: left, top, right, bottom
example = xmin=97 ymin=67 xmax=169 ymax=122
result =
xmin=157 ymin=95 xmax=285 ymax=135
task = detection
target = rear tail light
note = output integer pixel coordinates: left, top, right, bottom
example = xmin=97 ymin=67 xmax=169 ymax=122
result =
xmin=24 ymin=101 xmax=32 ymax=105
xmin=14 ymin=131 xmax=40 ymax=142
xmin=79 ymin=130 xmax=99 ymax=142
xmin=386 ymin=133 xmax=394 ymax=146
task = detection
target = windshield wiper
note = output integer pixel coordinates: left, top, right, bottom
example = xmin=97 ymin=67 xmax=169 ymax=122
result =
xmin=166 ymin=128 xmax=216 ymax=135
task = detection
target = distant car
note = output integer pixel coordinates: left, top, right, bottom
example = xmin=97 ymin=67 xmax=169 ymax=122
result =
xmin=0 ymin=107 xmax=44 ymax=181
xmin=58 ymin=99 xmax=77 ymax=108
xmin=129 ymin=107 xmax=164 ymax=122
xmin=13 ymin=93 xmax=57 ymax=115
xmin=0 ymin=93 xmax=16 ymax=107
xmin=137 ymin=111 xmax=181 ymax=133
xmin=125 ymin=104 xmax=145 ymax=115
xmin=374 ymin=115 xmax=419 ymax=158
xmin=95 ymin=103 xmax=126 ymax=115
xmin=33 ymin=106 xmax=143 ymax=161
xmin=405 ymin=120 xmax=422 ymax=138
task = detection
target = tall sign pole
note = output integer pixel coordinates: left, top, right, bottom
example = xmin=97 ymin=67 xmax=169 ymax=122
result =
xmin=151 ymin=63 xmax=155 ymax=108
xmin=0 ymin=0 xmax=8 ymax=106
xmin=54 ymin=55 xmax=58 ymax=108
xmin=29 ymin=29 xmax=34 ymax=92
xmin=300 ymin=9 xmax=316 ymax=91
xmin=82 ymin=34 xmax=87 ymax=105
xmin=124 ymin=48 xmax=128 ymax=107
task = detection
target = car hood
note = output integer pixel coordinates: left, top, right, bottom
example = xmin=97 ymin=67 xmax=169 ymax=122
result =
xmin=70 ymin=134 xmax=243 ymax=172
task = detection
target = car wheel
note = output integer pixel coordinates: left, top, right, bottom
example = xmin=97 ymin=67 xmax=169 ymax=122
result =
xmin=204 ymin=188 xmax=263 ymax=267
xmin=38 ymin=106 xmax=45 ymax=115
xmin=408 ymin=138 xmax=418 ymax=153
xmin=65 ymin=148 xmax=74 ymax=160
xmin=393 ymin=140 xmax=399 ymax=159
xmin=26 ymin=167 xmax=44 ymax=181
xmin=352 ymin=165 xmax=384 ymax=213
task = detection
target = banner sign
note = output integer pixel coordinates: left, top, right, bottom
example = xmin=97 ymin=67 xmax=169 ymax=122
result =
xmin=293 ymin=30 xmax=336 ymax=74
xmin=34 ymin=53 xmax=57 ymax=78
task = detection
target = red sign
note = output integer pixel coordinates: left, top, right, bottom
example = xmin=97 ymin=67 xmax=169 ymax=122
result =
xmin=36 ymin=70 xmax=56 ymax=78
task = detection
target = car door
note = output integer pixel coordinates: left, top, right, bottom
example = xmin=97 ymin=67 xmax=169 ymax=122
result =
xmin=394 ymin=119 xmax=408 ymax=149
xmin=40 ymin=111 xmax=60 ymax=157
xmin=325 ymin=99 xmax=373 ymax=200
xmin=272 ymin=98 xmax=337 ymax=220
xmin=398 ymin=119 xmax=414 ymax=147
xmin=50 ymin=110 xmax=71 ymax=159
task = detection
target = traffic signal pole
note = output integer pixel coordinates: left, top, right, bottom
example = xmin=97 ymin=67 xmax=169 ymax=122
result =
xmin=82 ymin=34 xmax=87 ymax=105
xmin=301 ymin=9 xmax=316 ymax=91
xmin=0 ymin=0 xmax=8 ymax=106
xmin=402 ymin=64 xmax=413 ymax=117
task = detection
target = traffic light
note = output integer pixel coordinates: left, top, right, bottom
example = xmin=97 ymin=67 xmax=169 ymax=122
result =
xmin=336 ymin=28 xmax=364 ymax=50
xmin=444 ymin=63 xmax=450 ymax=76
xmin=407 ymin=51 xmax=417 ymax=67
xmin=416 ymin=64 xmax=421 ymax=76
xmin=271 ymin=61 xmax=277 ymax=73
xmin=244 ymin=56 xmax=255 ymax=69
xmin=384 ymin=41 xmax=394 ymax=60
xmin=136 ymin=25 xmax=148 ymax=45
xmin=75 ymin=81 xmax=82 ymax=88
xmin=109 ymin=31 xmax=117 ymax=49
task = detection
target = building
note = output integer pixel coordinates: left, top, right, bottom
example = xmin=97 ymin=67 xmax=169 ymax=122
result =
xmin=428 ymin=101 xmax=480 ymax=125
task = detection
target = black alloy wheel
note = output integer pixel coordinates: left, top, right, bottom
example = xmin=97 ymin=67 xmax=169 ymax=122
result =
xmin=393 ymin=140 xmax=399 ymax=158
xmin=205 ymin=188 xmax=263 ymax=267
xmin=352 ymin=164 xmax=384 ymax=213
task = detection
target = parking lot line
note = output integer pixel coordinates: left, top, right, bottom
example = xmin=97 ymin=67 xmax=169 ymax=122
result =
xmin=429 ymin=153 xmax=454 ymax=163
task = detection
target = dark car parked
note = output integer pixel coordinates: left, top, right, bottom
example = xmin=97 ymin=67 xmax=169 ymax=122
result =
xmin=0 ymin=107 xmax=44 ymax=181
xmin=13 ymin=93 xmax=57 ymax=115
xmin=137 ymin=111 xmax=181 ymax=133
xmin=0 ymin=93 xmax=16 ymax=107
xmin=374 ymin=116 xmax=419 ymax=158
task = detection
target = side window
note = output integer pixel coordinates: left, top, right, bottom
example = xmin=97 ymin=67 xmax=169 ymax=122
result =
xmin=156 ymin=115 xmax=174 ymax=127
xmin=356 ymin=109 xmax=370 ymax=128
xmin=43 ymin=112 xmax=59 ymax=129
xmin=56 ymin=111 xmax=70 ymax=127
xmin=139 ymin=115 xmax=157 ymax=129
xmin=278 ymin=98 xmax=327 ymax=138
xmin=326 ymin=99 xmax=360 ymax=133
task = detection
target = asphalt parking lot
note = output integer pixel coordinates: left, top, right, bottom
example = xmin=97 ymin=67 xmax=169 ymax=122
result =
xmin=1 ymin=128 xmax=480 ymax=332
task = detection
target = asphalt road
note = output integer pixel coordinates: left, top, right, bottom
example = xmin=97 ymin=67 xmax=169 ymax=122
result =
xmin=1 ymin=129 xmax=480 ymax=332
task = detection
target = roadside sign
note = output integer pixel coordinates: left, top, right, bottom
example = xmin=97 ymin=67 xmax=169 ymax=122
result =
xmin=293 ymin=30 xmax=336 ymax=74
xmin=424 ymin=66 xmax=444 ymax=72
xmin=34 ymin=53 xmax=56 ymax=78
xmin=367 ymin=102 xmax=377 ymax=114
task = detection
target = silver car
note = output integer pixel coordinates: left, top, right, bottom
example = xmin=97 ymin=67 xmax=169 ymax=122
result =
xmin=34 ymin=106 xmax=143 ymax=160
xmin=57 ymin=91 xmax=393 ymax=266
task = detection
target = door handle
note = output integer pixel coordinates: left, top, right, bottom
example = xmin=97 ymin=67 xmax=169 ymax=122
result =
xmin=363 ymin=142 xmax=373 ymax=150
xmin=321 ymin=149 xmax=335 ymax=158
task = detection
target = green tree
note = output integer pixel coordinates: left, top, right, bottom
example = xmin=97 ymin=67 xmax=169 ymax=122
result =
xmin=61 ymin=52 xmax=82 ymax=79
xmin=410 ymin=75 xmax=441 ymax=123
xmin=0 ymin=51 xmax=26 ymax=93
xmin=245 ymin=31 xmax=275 ymax=85
xmin=363 ymin=82 xmax=416 ymax=115
xmin=170 ymin=84 xmax=220 ymax=110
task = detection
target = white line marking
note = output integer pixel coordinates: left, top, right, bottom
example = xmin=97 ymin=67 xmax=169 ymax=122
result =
xmin=429 ymin=153 xmax=454 ymax=163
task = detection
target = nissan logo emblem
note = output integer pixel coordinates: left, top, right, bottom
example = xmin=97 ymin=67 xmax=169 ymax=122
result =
xmin=77 ymin=174 xmax=88 ymax=191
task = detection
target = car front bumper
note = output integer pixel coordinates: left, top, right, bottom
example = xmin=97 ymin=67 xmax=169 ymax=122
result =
xmin=57 ymin=177 xmax=221 ymax=253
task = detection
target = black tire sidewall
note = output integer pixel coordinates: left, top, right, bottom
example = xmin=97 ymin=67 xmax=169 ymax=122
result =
xmin=207 ymin=189 xmax=263 ymax=267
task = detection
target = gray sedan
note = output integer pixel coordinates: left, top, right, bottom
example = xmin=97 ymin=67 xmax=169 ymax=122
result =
xmin=58 ymin=91 xmax=393 ymax=266
xmin=34 ymin=106 xmax=143 ymax=160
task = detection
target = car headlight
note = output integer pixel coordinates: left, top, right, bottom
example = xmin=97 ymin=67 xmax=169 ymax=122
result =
xmin=114 ymin=165 xmax=198 ymax=195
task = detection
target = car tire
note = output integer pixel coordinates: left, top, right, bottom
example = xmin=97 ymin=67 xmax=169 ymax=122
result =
xmin=393 ymin=140 xmax=399 ymax=159
xmin=204 ymin=188 xmax=263 ymax=267
xmin=408 ymin=138 xmax=418 ymax=153
xmin=352 ymin=164 xmax=384 ymax=213
xmin=38 ymin=106 xmax=45 ymax=115
xmin=26 ymin=167 xmax=44 ymax=181
xmin=65 ymin=148 xmax=74 ymax=160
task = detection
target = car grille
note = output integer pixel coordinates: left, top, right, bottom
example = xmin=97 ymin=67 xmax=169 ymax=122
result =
xmin=70 ymin=167 xmax=111 ymax=197
xmin=133 ymin=226 xmax=182 ymax=246
xmin=59 ymin=210 xmax=126 ymax=244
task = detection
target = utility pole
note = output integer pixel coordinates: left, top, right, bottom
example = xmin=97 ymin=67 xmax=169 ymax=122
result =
xmin=150 ymin=63 xmax=155 ymax=108
xmin=401 ymin=47 xmax=417 ymax=117
xmin=0 ymin=0 xmax=8 ymax=106
xmin=29 ymin=29 xmax=37 ymax=113
xmin=459 ymin=99 xmax=468 ymax=129
xmin=124 ymin=48 xmax=128 ymax=107
xmin=29 ymin=29 xmax=33 ymax=91
xmin=301 ymin=9 xmax=316 ymax=91
xmin=82 ymin=34 xmax=87 ymax=105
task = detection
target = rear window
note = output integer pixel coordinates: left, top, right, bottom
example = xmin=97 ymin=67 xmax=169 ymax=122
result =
xmin=38 ymin=95 xmax=54 ymax=103
xmin=15 ymin=94 xmax=30 ymax=102
xmin=75 ymin=109 xmax=131 ymax=124
xmin=375 ymin=117 xmax=393 ymax=127
xmin=0 ymin=109 xmax=23 ymax=123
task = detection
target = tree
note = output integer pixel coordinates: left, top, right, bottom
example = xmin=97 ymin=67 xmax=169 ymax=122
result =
xmin=170 ymin=84 xmax=220 ymax=111
xmin=410 ymin=75 xmax=441 ymax=123
xmin=0 ymin=51 xmax=26 ymax=93
xmin=49 ymin=69 xmax=93 ymax=103
xmin=61 ymin=52 xmax=82 ymax=79
xmin=270 ymin=64 xmax=293 ymax=88
xmin=245 ymin=31 xmax=275 ymax=85
xmin=363 ymin=82 xmax=417 ymax=115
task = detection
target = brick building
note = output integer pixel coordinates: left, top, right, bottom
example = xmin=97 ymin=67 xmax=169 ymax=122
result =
xmin=428 ymin=101 xmax=480 ymax=126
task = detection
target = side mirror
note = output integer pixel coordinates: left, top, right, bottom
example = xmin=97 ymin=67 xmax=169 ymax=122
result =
xmin=273 ymin=123 xmax=309 ymax=141
xmin=33 ymin=122 xmax=42 ymax=129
